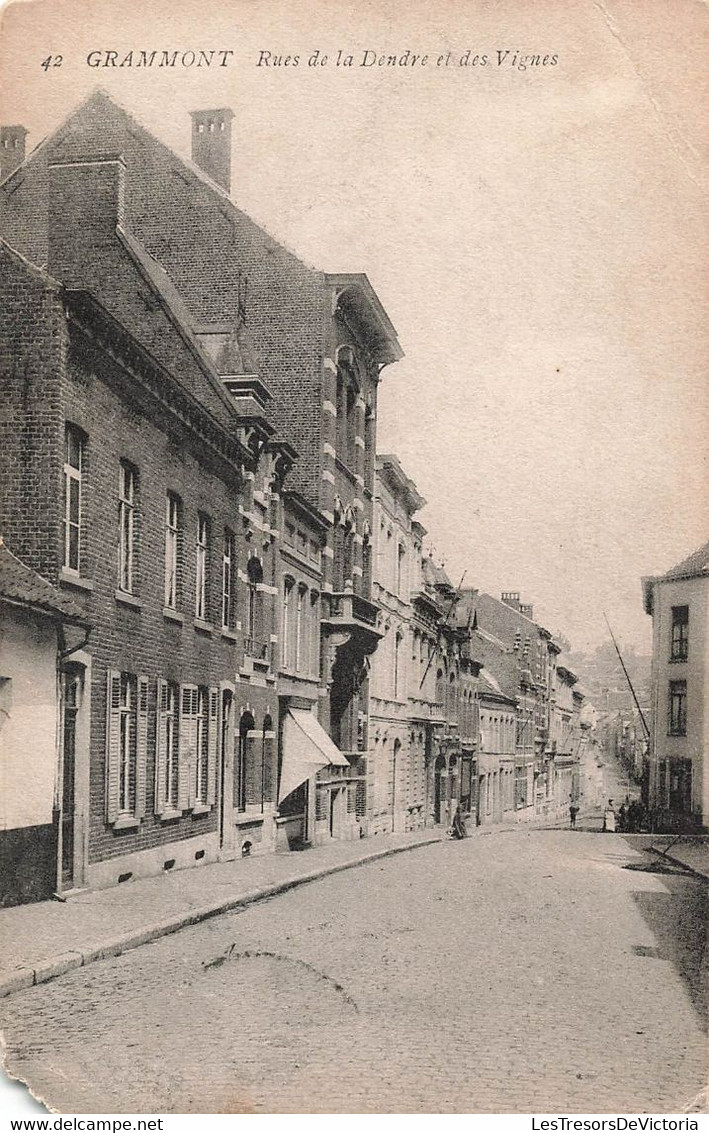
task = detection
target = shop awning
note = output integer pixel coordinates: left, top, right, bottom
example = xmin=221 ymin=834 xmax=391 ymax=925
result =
xmin=278 ymin=708 xmax=350 ymax=804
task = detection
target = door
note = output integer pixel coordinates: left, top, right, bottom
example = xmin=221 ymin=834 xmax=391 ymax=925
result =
xmin=434 ymin=756 xmax=446 ymax=824
xmin=61 ymin=672 xmax=80 ymax=888
xmin=329 ymin=788 xmax=337 ymax=838
xmin=219 ymin=690 xmax=233 ymax=849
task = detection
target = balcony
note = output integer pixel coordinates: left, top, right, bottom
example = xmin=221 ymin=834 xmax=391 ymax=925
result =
xmin=323 ymin=592 xmax=383 ymax=653
xmin=244 ymin=636 xmax=270 ymax=664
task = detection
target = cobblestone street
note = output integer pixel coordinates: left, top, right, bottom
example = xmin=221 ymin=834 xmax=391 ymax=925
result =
xmin=1 ymin=830 xmax=706 ymax=1114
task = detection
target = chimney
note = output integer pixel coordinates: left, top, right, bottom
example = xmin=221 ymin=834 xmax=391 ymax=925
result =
xmin=190 ymin=109 xmax=234 ymax=193
xmin=501 ymin=591 xmax=520 ymax=612
xmin=520 ymin=603 xmax=534 ymax=620
xmin=1 ymin=125 xmax=28 ymax=181
xmin=47 ymin=155 xmax=125 ymax=286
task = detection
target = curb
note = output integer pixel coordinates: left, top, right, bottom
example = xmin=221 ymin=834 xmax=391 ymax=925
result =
xmin=0 ymin=835 xmax=443 ymax=1000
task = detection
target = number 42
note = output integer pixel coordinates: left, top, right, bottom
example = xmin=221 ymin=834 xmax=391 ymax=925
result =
xmin=41 ymin=55 xmax=63 ymax=70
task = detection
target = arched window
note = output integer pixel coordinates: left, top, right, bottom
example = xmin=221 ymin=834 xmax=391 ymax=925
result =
xmin=235 ymin=710 xmax=254 ymax=811
xmin=282 ymin=576 xmax=293 ymax=669
xmin=394 ymin=632 xmax=403 ymax=700
xmin=309 ymin=590 xmax=320 ymax=677
xmin=397 ymin=543 xmax=406 ymax=596
xmin=262 ymin=714 xmax=274 ymax=807
xmin=246 ymin=558 xmax=263 ymax=653
xmin=295 ymin=584 xmax=307 ymax=673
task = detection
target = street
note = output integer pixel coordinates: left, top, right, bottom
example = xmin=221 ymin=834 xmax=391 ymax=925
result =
xmin=1 ymin=829 xmax=706 ymax=1114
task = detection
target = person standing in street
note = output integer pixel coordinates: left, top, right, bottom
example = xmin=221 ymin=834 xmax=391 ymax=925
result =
xmin=603 ymin=799 xmax=616 ymax=833
xmin=569 ymin=798 xmax=579 ymax=829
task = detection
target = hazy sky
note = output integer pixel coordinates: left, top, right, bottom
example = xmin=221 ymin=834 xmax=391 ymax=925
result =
xmin=1 ymin=0 xmax=707 ymax=653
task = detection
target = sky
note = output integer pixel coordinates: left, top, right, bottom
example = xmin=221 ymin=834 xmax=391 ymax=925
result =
xmin=1 ymin=0 xmax=707 ymax=654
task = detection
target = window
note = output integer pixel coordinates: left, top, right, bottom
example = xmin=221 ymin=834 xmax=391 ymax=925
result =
xmin=394 ymin=632 xmax=402 ymax=699
xmin=118 ymin=674 xmax=134 ymax=813
xmin=671 ymin=605 xmax=689 ymax=661
xmin=246 ymin=558 xmax=265 ymax=656
xmin=397 ymin=544 xmax=406 ymax=596
xmin=222 ymin=528 xmax=236 ymax=629
xmin=310 ymin=590 xmax=320 ymax=677
xmin=195 ymin=513 xmax=210 ymax=621
xmin=106 ymin=671 xmax=148 ymax=824
xmin=295 ymin=585 xmax=306 ymax=673
xmin=235 ymin=711 xmax=254 ymax=811
xmin=156 ymin=681 xmax=179 ymax=813
xmin=118 ymin=463 xmax=136 ymax=593
xmin=282 ymin=577 xmax=293 ymax=668
xmin=195 ymin=688 xmax=208 ymax=804
xmin=63 ymin=425 xmax=84 ymax=573
xmin=668 ymin=680 xmax=687 ymax=736
xmin=164 ymin=493 xmax=181 ymax=609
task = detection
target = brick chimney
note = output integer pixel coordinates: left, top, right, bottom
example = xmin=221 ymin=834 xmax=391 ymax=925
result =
xmin=501 ymin=591 xmax=521 ymax=612
xmin=190 ymin=109 xmax=234 ymax=193
xmin=1 ymin=125 xmax=28 ymax=181
xmin=47 ymin=156 xmax=125 ymax=286
xmin=520 ymin=603 xmax=534 ymax=620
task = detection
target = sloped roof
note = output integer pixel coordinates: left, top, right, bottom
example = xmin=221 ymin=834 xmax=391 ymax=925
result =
xmin=0 ymin=541 xmax=90 ymax=626
xmin=660 ymin=539 xmax=709 ymax=581
xmin=642 ymin=539 xmax=709 ymax=614
xmin=0 ymin=90 xmax=402 ymax=504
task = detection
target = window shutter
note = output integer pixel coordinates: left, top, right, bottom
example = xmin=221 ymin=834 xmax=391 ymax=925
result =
xmin=135 ymin=676 xmax=149 ymax=820
xmin=179 ymin=685 xmax=197 ymax=810
xmin=207 ymin=687 xmax=219 ymax=806
xmin=155 ymin=679 xmax=168 ymax=816
xmin=105 ymin=670 xmax=122 ymax=824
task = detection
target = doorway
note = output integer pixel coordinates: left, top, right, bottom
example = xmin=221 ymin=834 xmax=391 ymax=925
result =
xmin=60 ymin=666 xmax=80 ymax=888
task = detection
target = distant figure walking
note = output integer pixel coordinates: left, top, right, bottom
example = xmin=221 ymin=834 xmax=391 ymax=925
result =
xmin=603 ymin=799 xmax=616 ymax=833
xmin=451 ymin=803 xmax=468 ymax=840
xmin=569 ymin=799 xmax=579 ymax=829
xmin=618 ymin=803 xmax=627 ymax=832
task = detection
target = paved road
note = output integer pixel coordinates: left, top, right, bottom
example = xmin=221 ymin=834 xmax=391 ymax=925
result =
xmin=1 ymin=830 xmax=706 ymax=1114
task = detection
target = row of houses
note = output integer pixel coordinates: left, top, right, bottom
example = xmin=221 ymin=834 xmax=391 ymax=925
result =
xmin=0 ymin=92 xmax=591 ymax=906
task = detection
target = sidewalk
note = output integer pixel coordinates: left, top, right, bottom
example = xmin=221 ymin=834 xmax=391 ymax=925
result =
xmin=0 ymin=829 xmax=444 ymax=998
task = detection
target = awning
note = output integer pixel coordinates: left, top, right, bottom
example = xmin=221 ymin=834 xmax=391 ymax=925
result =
xmin=278 ymin=708 xmax=350 ymax=804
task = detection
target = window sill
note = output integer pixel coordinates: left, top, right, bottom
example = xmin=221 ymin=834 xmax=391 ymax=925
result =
xmin=193 ymin=618 xmax=213 ymax=636
xmin=162 ymin=607 xmax=184 ymax=625
xmin=220 ymin=627 xmax=238 ymax=643
xmin=158 ymin=807 xmax=182 ymax=823
xmin=59 ymin=569 xmax=94 ymax=592
xmin=113 ymin=814 xmax=140 ymax=831
xmin=115 ymin=589 xmax=142 ymax=610
xmin=191 ymin=804 xmax=211 ymax=817
xmin=233 ymin=811 xmax=265 ymax=826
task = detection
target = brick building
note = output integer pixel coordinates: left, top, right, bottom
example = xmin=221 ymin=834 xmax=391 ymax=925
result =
xmin=1 ymin=89 xmax=403 ymax=894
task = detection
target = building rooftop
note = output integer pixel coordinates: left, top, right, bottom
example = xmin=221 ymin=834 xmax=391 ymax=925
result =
xmin=0 ymin=539 xmax=90 ymax=626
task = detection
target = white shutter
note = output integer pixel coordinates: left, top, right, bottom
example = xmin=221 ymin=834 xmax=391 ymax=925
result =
xmin=179 ymin=685 xmax=197 ymax=810
xmin=105 ymin=670 xmax=122 ymax=824
xmin=155 ymin=679 xmax=168 ymax=816
xmin=135 ymin=676 xmax=149 ymax=820
xmin=207 ymin=687 xmax=219 ymax=807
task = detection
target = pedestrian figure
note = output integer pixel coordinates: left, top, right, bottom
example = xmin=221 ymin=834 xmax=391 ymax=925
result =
xmin=618 ymin=803 xmax=627 ymax=832
xmin=451 ymin=803 xmax=468 ymax=840
xmin=603 ymin=799 xmax=616 ymax=833
xmin=569 ymin=801 xmax=579 ymax=829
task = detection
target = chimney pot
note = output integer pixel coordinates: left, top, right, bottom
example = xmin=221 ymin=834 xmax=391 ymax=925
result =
xmin=1 ymin=125 xmax=28 ymax=181
xmin=190 ymin=108 xmax=234 ymax=193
